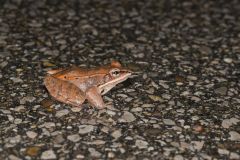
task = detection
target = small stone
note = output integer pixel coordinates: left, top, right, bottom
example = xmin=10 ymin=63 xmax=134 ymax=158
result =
xmin=67 ymin=134 xmax=80 ymax=142
xmin=174 ymin=155 xmax=184 ymax=160
xmin=88 ymin=148 xmax=101 ymax=158
xmin=135 ymin=139 xmax=149 ymax=149
xmin=0 ymin=61 xmax=8 ymax=68
xmin=175 ymin=75 xmax=185 ymax=83
xmin=9 ymin=135 xmax=21 ymax=144
xmin=159 ymin=81 xmax=169 ymax=89
xmin=88 ymin=140 xmax=105 ymax=145
xmin=187 ymin=75 xmax=198 ymax=81
xmin=190 ymin=96 xmax=201 ymax=102
xmin=55 ymin=109 xmax=69 ymax=118
xmin=11 ymin=77 xmax=23 ymax=83
xmin=193 ymin=125 xmax=204 ymax=132
xmin=137 ymin=36 xmax=147 ymax=42
xmin=43 ymin=122 xmax=55 ymax=128
xmin=108 ymin=152 xmax=115 ymax=158
xmin=8 ymin=155 xmax=21 ymax=160
xmin=163 ymin=119 xmax=176 ymax=125
xmin=14 ymin=118 xmax=22 ymax=124
xmin=20 ymin=96 xmax=36 ymax=104
xmin=142 ymin=104 xmax=155 ymax=108
xmin=148 ymin=95 xmax=164 ymax=102
xmin=131 ymin=107 xmax=143 ymax=112
xmin=222 ymin=118 xmax=240 ymax=128
xmin=54 ymin=134 xmax=64 ymax=144
xmin=71 ymin=107 xmax=82 ymax=112
xmin=43 ymin=61 xmax=55 ymax=67
xmin=229 ymin=131 xmax=240 ymax=141
xmin=218 ymin=148 xmax=229 ymax=155
xmin=26 ymin=131 xmax=38 ymax=139
xmin=79 ymin=125 xmax=94 ymax=134
xmin=41 ymin=150 xmax=56 ymax=159
xmin=26 ymin=146 xmax=41 ymax=157
xmin=191 ymin=141 xmax=204 ymax=151
xmin=111 ymin=130 xmax=122 ymax=140
xmin=223 ymin=58 xmax=233 ymax=63
xmin=215 ymin=86 xmax=227 ymax=95
xmin=7 ymin=115 xmax=14 ymax=121
xmin=230 ymin=152 xmax=240 ymax=159
xmin=76 ymin=154 xmax=85 ymax=159
xmin=123 ymin=43 xmax=135 ymax=49
xmin=199 ymin=45 xmax=211 ymax=54
xmin=13 ymin=105 xmax=26 ymax=112
xmin=41 ymin=99 xmax=55 ymax=108
xmin=119 ymin=111 xmax=136 ymax=123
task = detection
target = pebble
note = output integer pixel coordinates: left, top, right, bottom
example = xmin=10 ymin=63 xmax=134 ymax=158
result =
xmin=55 ymin=109 xmax=69 ymax=118
xmin=14 ymin=118 xmax=22 ymax=124
xmin=9 ymin=135 xmax=21 ymax=144
xmin=8 ymin=155 xmax=21 ymax=160
xmin=119 ymin=111 xmax=136 ymax=123
xmin=88 ymin=148 xmax=101 ymax=158
xmin=148 ymin=95 xmax=164 ymax=102
xmin=174 ymin=155 xmax=184 ymax=160
xmin=20 ymin=96 xmax=36 ymax=104
xmin=71 ymin=107 xmax=82 ymax=112
xmin=142 ymin=104 xmax=155 ymax=108
xmin=111 ymin=130 xmax=122 ymax=140
xmin=163 ymin=119 xmax=176 ymax=126
xmin=88 ymin=140 xmax=105 ymax=145
xmin=26 ymin=131 xmax=38 ymax=139
xmin=0 ymin=61 xmax=8 ymax=68
xmin=218 ymin=148 xmax=229 ymax=155
xmin=43 ymin=122 xmax=56 ymax=128
xmin=11 ymin=77 xmax=23 ymax=83
xmin=108 ymin=152 xmax=115 ymax=158
xmin=26 ymin=146 xmax=41 ymax=157
xmin=215 ymin=86 xmax=227 ymax=95
xmin=54 ymin=134 xmax=65 ymax=144
xmin=41 ymin=150 xmax=57 ymax=159
xmin=123 ymin=43 xmax=135 ymax=49
xmin=78 ymin=125 xmax=94 ymax=134
xmin=229 ymin=131 xmax=240 ymax=141
xmin=67 ymin=134 xmax=81 ymax=142
xmin=131 ymin=107 xmax=143 ymax=112
xmin=135 ymin=139 xmax=149 ymax=149
xmin=222 ymin=118 xmax=240 ymax=128
xmin=13 ymin=105 xmax=26 ymax=112
xmin=191 ymin=141 xmax=204 ymax=151
xmin=230 ymin=152 xmax=240 ymax=159
xmin=223 ymin=58 xmax=233 ymax=63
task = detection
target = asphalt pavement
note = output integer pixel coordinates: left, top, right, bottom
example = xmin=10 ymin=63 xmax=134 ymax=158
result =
xmin=0 ymin=0 xmax=240 ymax=159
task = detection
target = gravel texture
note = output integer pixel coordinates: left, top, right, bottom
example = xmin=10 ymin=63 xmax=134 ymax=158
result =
xmin=1 ymin=0 xmax=240 ymax=159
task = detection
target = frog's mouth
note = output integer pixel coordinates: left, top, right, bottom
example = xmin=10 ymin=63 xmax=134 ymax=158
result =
xmin=99 ymin=71 xmax=132 ymax=95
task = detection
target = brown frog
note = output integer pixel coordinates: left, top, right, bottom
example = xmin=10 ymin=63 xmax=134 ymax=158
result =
xmin=44 ymin=61 xmax=132 ymax=109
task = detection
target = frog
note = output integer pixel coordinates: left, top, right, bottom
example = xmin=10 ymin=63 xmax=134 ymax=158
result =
xmin=44 ymin=61 xmax=132 ymax=109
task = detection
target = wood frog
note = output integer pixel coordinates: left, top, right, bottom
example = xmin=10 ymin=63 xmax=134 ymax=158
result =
xmin=44 ymin=61 xmax=132 ymax=109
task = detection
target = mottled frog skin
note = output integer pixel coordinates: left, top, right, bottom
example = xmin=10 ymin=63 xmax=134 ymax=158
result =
xmin=44 ymin=61 xmax=132 ymax=109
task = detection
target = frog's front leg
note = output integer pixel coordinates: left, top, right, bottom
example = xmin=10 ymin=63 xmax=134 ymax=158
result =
xmin=86 ymin=86 xmax=105 ymax=109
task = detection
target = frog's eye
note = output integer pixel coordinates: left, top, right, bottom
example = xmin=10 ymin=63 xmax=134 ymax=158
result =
xmin=110 ymin=68 xmax=120 ymax=77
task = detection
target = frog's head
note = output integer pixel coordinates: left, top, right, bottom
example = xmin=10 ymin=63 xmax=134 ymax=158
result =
xmin=99 ymin=61 xmax=132 ymax=95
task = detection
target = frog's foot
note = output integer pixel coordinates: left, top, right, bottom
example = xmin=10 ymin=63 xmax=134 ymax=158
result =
xmin=86 ymin=86 xmax=106 ymax=109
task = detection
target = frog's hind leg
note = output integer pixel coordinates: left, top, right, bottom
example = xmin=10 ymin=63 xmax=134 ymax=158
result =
xmin=44 ymin=75 xmax=86 ymax=107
